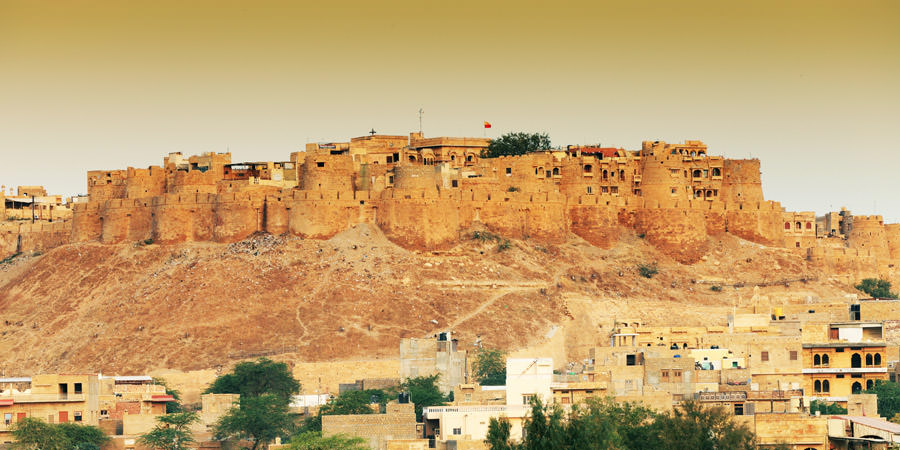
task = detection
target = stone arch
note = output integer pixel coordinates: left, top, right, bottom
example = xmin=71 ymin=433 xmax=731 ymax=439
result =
xmin=602 ymin=169 xmax=608 ymax=180
xmin=823 ymin=379 xmax=830 ymax=392
xmin=875 ymin=353 xmax=882 ymax=366
xmin=706 ymin=190 xmax=713 ymax=198
xmin=852 ymin=381 xmax=862 ymax=394
xmin=785 ymin=222 xmax=791 ymax=230
xmin=795 ymin=221 xmax=802 ymax=230
xmin=852 ymin=353 xmax=862 ymax=368
xmin=712 ymin=167 xmax=721 ymax=176
xmin=867 ymin=379 xmax=874 ymax=390
xmin=552 ymin=167 xmax=560 ymax=176
xmin=619 ymin=169 xmax=625 ymax=179
xmin=814 ymin=354 xmax=821 ymax=366
xmin=690 ymin=151 xmax=696 ymax=156
xmin=806 ymin=222 xmax=812 ymax=229
xmin=695 ymin=190 xmax=703 ymax=198
xmin=822 ymin=354 xmax=829 ymax=366
xmin=814 ymin=379 xmax=821 ymax=393
xmin=866 ymin=354 xmax=873 ymax=366
xmin=692 ymin=169 xmax=702 ymax=178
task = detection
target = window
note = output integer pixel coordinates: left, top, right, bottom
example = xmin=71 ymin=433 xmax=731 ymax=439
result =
xmin=386 ymin=155 xmax=393 ymax=164
xmin=316 ymin=162 xmax=325 ymax=168
xmin=672 ymin=370 xmax=683 ymax=382
xmin=822 ymin=380 xmax=830 ymax=392
xmin=74 ymin=411 xmax=82 ymax=422
xmin=875 ymin=353 xmax=882 ymax=366
xmin=760 ymin=351 xmax=769 ymax=362
xmin=789 ymin=351 xmax=797 ymax=361
xmin=523 ymin=394 xmax=534 ymax=405
xmin=561 ymin=397 xmax=571 ymax=404
xmin=74 ymin=383 xmax=82 ymax=394
xmin=734 ymin=404 xmax=744 ymax=416
xmin=505 ymin=167 xmax=511 ymax=175
xmin=806 ymin=222 xmax=812 ymax=229
xmin=3 ymin=413 xmax=10 ymax=425
xmin=464 ymin=393 xmax=472 ymax=402
xmin=660 ymin=370 xmax=670 ymax=382
xmin=814 ymin=354 xmax=821 ymax=366
xmin=584 ymin=164 xmax=593 ymax=174
xmin=866 ymin=354 xmax=873 ymax=366
xmin=784 ymin=222 xmax=791 ymax=230
xmin=451 ymin=180 xmax=458 ymax=188
xmin=453 ymin=427 xmax=462 ymax=435
xmin=552 ymin=168 xmax=560 ymax=176
xmin=626 ymin=354 xmax=636 ymax=366
xmin=814 ymin=380 xmax=821 ymax=393
xmin=712 ymin=168 xmax=721 ymax=176
xmin=587 ymin=186 xmax=593 ymax=194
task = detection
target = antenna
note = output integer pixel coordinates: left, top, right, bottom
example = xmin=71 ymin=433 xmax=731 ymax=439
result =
xmin=418 ymin=108 xmax=424 ymax=134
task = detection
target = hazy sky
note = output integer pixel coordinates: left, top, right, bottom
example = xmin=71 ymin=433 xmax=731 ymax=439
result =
xmin=1 ymin=1 xmax=898 ymax=220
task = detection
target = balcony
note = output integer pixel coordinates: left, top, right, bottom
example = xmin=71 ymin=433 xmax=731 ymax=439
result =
xmin=0 ymin=393 xmax=86 ymax=403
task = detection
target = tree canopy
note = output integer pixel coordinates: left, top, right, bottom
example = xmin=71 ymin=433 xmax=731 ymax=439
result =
xmin=11 ymin=417 xmax=109 ymax=450
xmin=855 ymin=278 xmax=898 ymax=299
xmin=153 ymin=376 xmax=183 ymax=413
xmin=139 ymin=411 xmax=199 ymax=450
xmin=809 ymin=400 xmax=847 ymax=415
xmin=206 ymin=357 xmax=301 ymax=402
xmin=286 ymin=431 xmax=368 ymax=450
xmin=865 ymin=379 xmax=900 ymax=419
xmin=481 ymin=132 xmax=552 ymax=158
xmin=486 ymin=398 xmax=754 ymax=450
xmin=215 ymin=394 xmax=294 ymax=450
xmin=473 ymin=347 xmax=506 ymax=386
xmin=401 ymin=374 xmax=448 ymax=421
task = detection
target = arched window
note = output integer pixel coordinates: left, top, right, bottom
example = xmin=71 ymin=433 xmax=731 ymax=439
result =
xmin=409 ymin=155 xmax=417 ymax=163
xmin=602 ymin=169 xmax=608 ymax=180
xmin=806 ymin=222 xmax=812 ymax=229
xmin=712 ymin=168 xmax=721 ymax=177
xmin=466 ymin=155 xmax=474 ymax=162
xmin=795 ymin=222 xmax=802 ymax=230
xmin=552 ymin=168 xmax=560 ymax=176
xmin=852 ymin=353 xmax=862 ymax=368
xmin=814 ymin=380 xmax=821 ymax=393
xmin=814 ymin=354 xmax=821 ymax=366
xmin=690 ymin=151 xmax=696 ymax=157
xmin=822 ymin=354 xmax=829 ymax=366
xmin=706 ymin=190 xmax=713 ymax=198
xmin=823 ymin=380 xmax=830 ymax=392
xmin=867 ymin=380 xmax=874 ymax=390
xmin=875 ymin=353 xmax=882 ymax=366
xmin=450 ymin=155 xmax=456 ymax=161
xmin=785 ymin=222 xmax=791 ymax=230
xmin=695 ymin=190 xmax=703 ymax=198
xmin=866 ymin=354 xmax=873 ymax=366
xmin=692 ymin=169 xmax=701 ymax=178
xmin=584 ymin=164 xmax=593 ymax=174
xmin=671 ymin=149 xmax=678 ymax=155
xmin=619 ymin=170 xmax=625 ymax=179
xmin=852 ymin=381 xmax=862 ymax=394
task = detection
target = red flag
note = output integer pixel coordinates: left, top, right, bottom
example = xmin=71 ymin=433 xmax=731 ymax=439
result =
xmin=484 ymin=121 xmax=492 ymax=129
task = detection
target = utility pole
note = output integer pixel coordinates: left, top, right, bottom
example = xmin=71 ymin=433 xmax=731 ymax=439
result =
xmin=30 ymin=194 xmax=35 ymax=224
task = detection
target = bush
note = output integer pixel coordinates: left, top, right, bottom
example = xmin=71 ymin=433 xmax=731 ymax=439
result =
xmin=471 ymin=231 xmax=500 ymax=242
xmin=144 ymin=238 xmax=154 ymax=245
xmin=1 ymin=252 xmax=22 ymax=265
xmin=497 ymin=240 xmax=512 ymax=252
xmin=710 ymin=285 xmax=722 ymax=292
xmin=637 ymin=263 xmax=658 ymax=279
xmin=855 ymin=278 xmax=898 ymax=299
xmin=507 ymin=186 xmax=520 ymax=192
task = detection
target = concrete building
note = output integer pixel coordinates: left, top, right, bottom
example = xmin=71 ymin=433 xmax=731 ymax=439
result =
xmin=400 ymin=332 xmax=467 ymax=395
xmin=802 ymin=322 xmax=888 ymax=402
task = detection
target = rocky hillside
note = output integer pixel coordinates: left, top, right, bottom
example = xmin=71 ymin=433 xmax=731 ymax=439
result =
xmin=0 ymin=224 xmax=853 ymax=376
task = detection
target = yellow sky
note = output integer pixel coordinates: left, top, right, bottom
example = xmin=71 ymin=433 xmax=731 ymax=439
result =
xmin=1 ymin=0 xmax=899 ymax=219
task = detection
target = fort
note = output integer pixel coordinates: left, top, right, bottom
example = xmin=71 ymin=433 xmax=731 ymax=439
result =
xmin=3 ymin=131 xmax=899 ymax=280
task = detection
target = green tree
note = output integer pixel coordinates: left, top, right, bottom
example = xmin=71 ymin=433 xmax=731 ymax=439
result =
xmin=481 ymin=132 xmax=552 ymax=158
xmin=518 ymin=398 xmax=567 ymax=450
xmin=485 ymin=417 xmax=514 ymax=450
xmin=401 ymin=374 xmax=448 ymax=421
xmin=57 ymin=422 xmax=110 ymax=450
xmin=809 ymin=399 xmax=847 ymax=415
xmin=473 ymin=347 xmax=506 ymax=386
xmin=153 ymin=376 xmax=184 ymax=413
xmin=138 ymin=411 xmax=199 ymax=450
xmin=206 ymin=357 xmax=301 ymax=402
xmin=10 ymin=417 xmax=69 ymax=450
xmin=214 ymin=394 xmax=294 ymax=450
xmin=855 ymin=278 xmax=898 ymax=299
xmin=287 ymin=431 xmax=368 ymax=450
xmin=654 ymin=400 xmax=754 ymax=450
xmin=865 ymin=380 xmax=900 ymax=419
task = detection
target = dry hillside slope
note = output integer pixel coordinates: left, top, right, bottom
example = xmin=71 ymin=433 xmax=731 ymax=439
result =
xmin=0 ymin=225 xmax=853 ymax=376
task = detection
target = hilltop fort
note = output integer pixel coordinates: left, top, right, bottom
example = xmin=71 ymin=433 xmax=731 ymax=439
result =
xmin=2 ymin=131 xmax=898 ymax=280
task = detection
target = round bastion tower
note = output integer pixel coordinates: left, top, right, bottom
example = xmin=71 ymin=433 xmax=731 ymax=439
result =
xmin=638 ymin=141 xmax=690 ymax=204
xmin=848 ymin=215 xmax=890 ymax=260
xmin=300 ymin=153 xmax=354 ymax=191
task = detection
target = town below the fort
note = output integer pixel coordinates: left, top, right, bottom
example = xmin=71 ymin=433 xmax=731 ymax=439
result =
xmin=3 ymin=130 xmax=900 ymax=449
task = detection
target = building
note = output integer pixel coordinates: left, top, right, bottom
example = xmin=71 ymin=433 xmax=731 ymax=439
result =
xmin=322 ymin=401 xmax=419 ymax=450
xmin=0 ymin=374 xmax=101 ymax=443
xmin=400 ymin=332 xmax=467 ymax=395
xmin=802 ymin=322 xmax=888 ymax=403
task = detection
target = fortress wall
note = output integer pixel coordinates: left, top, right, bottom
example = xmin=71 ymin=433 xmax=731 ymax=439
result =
xmin=168 ymin=170 xmax=219 ymax=195
xmin=807 ymin=247 xmax=879 ymax=280
xmin=885 ymin=224 xmax=900 ymax=260
xmin=639 ymin=154 xmax=690 ymax=203
xmin=16 ymin=222 xmax=71 ymax=255
xmin=99 ymin=200 xmax=131 ymax=244
xmin=848 ymin=215 xmax=890 ymax=260
xmin=567 ymin=195 xmax=622 ymax=248
xmin=633 ymin=206 xmax=708 ymax=263
xmin=125 ymin=166 xmax=166 ymax=199
xmin=287 ymin=191 xmax=360 ymax=239
xmin=213 ymin=193 xmax=266 ymax=243
xmin=264 ymin=195 xmax=290 ymax=235
xmin=0 ymin=224 xmax=20 ymax=258
xmin=377 ymin=195 xmax=461 ymax=250
xmin=87 ymin=169 xmax=128 ymax=201
xmin=721 ymin=159 xmax=764 ymax=203
xmin=72 ymin=203 xmax=103 ymax=242
xmin=151 ymin=194 xmax=216 ymax=244
xmin=723 ymin=201 xmax=784 ymax=246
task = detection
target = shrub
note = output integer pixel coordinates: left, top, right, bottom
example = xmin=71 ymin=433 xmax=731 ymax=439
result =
xmin=471 ymin=231 xmax=500 ymax=242
xmin=144 ymin=238 xmax=154 ymax=246
xmin=710 ymin=285 xmax=722 ymax=292
xmin=855 ymin=278 xmax=898 ymax=299
xmin=497 ymin=240 xmax=512 ymax=252
xmin=507 ymin=186 xmax=520 ymax=192
xmin=637 ymin=263 xmax=658 ymax=279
